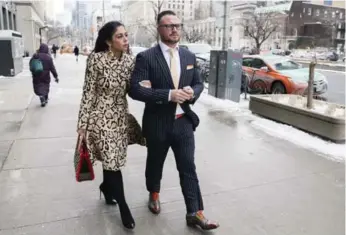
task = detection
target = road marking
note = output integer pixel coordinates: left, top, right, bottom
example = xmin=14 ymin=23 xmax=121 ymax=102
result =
xmin=316 ymin=69 xmax=345 ymax=74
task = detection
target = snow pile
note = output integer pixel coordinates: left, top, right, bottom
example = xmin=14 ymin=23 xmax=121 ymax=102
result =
xmin=262 ymin=95 xmax=345 ymax=118
xmin=198 ymin=93 xmax=345 ymax=161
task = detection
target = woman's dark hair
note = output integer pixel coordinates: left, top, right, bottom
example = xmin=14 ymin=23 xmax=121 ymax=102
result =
xmin=94 ymin=21 xmax=129 ymax=53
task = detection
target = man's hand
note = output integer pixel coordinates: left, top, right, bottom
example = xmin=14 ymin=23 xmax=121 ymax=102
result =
xmin=170 ymin=89 xmax=192 ymax=104
xmin=183 ymin=86 xmax=194 ymax=100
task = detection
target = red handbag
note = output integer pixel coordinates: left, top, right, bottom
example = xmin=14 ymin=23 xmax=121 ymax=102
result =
xmin=74 ymin=136 xmax=95 ymax=182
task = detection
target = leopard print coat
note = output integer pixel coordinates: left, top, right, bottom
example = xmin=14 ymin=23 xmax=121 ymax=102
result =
xmin=77 ymin=51 xmax=145 ymax=171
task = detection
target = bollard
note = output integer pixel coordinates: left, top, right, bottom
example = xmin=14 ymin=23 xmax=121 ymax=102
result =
xmin=307 ymin=61 xmax=316 ymax=109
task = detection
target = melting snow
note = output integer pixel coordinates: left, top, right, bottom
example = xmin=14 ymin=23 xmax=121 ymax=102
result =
xmin=262 ymin=95 xmax=345 ymax=118
xmin=198 ymin=92 xmax=345 ymax=161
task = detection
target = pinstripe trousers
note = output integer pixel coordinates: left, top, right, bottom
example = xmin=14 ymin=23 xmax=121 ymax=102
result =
xmin=145 ymin=116 xmax=204 ymax=213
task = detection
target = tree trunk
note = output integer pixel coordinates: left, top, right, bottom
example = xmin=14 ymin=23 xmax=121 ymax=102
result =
xmin=255 ymin=44 xmax=261 ymax=54
xmin=307 ymin=61 xmax=316 ymax=109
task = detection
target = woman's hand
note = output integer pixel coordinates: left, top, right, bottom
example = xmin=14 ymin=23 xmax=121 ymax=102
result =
xmin=139 ymin=80 xmax=151 ymax=88
xmin=77 ymin=128 xmax=86 ymax=150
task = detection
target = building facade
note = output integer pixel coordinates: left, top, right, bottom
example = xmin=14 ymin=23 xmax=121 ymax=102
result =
xmin=0 ymin=1 xmax=17 ymax=31
xmin=287 ymin=1 xmax=345 ymax=50
xmin=15 ymin=1 xmax=46 ymax=56
xmin=228 ymin=0 xmax=345 ymax=51
xmin=183 ymin=17 xmax=216 ymax=44
xmin=122 ymin=0 xmax=199 ymax=46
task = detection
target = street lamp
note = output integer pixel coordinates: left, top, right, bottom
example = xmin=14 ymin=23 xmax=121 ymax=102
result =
xmin=39 ymin=24 xmax=52 ymax=44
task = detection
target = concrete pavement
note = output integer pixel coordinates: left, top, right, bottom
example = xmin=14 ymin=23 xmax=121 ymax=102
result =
xmin=0 ymin=54 xmax=344 ymax=235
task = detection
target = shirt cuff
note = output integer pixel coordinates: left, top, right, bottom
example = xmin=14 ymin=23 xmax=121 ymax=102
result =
xmin=168 ymin=90 xmax=172 ymax=101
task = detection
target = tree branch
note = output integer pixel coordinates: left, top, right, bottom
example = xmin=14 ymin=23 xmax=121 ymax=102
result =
xmin=47 ymin=35 xmax=61 ymax=44
xmin=241 ymin=11 xmax=282 ymax=51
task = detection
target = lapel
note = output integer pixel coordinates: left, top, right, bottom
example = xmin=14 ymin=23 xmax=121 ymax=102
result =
xmin=178 ymin=48 xmax=188 ymax=89
xmin=154 ymin=45 xmax=174 ymax=89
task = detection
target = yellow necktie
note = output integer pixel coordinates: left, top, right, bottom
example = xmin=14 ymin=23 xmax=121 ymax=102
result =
xmin=169 ymin=48 xmax=179 ymax=89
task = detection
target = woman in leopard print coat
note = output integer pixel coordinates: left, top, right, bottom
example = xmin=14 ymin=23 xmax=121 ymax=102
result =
xmin=77 ymin=21 xmax=145 ymax=230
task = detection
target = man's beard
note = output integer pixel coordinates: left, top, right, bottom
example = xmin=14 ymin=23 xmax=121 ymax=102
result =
xmin=161 ymin=35 xmax=180 ymax=44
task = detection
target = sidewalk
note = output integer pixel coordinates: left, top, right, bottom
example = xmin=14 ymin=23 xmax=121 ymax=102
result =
xmin=0 ymin=54 xmax=344 ymax=235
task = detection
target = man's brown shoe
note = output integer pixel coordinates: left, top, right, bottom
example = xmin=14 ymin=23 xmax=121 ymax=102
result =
xmin=186 ymin=211 xmax=219 ymax=230
xmin=148 ymin=192 xmax=161 ymax=214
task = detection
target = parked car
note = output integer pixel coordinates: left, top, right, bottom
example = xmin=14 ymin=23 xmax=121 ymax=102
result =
xmin=242 ymin=55 xmax=328 ymax=96
xmin=179 ymin=43 xmax=212 ymax=61
xmin=326 ymin=51 xmax=339 ymax=61
xmin=196 ymin=56 xmax=209 ymax=83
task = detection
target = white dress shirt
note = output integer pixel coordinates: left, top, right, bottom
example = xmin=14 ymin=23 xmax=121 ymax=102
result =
xmin=159 ymin=41 xmax=184 ymax=115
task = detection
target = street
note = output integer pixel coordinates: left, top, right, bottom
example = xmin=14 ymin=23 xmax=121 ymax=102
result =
xmin=318 ymin=70 xmax=346 ymax=105
xmin=0 ymin=54 xmax=344 ymax=235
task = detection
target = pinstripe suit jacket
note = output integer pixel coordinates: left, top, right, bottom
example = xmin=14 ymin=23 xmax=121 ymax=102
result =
xmin=129 ymin=44 xmax=204 ymax=140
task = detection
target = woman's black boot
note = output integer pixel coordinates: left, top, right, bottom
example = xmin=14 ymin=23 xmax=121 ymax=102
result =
xmin=110 ymin=170 xmax=135 ymax=229
xmin=100 ymin=170 xmax=117 ymax=205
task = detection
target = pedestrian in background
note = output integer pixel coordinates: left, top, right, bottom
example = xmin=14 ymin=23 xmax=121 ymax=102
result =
xmin=29 ymin=43 xmax=59 ymax=107
xmin=74 ymin=45 xmax=79 ymax=62
xmin=52 ymin=44 xmax=58 ymax=58
xmin=77 ymin=21 xmax=145 ymax=230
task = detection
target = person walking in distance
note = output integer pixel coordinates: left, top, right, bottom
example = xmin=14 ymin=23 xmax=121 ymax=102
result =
xmin=74 ymin=45 xmax=79 ymax=62
xmin=51 ymin=44 xmax=58 ymax=58
xmin=29 ymin=43 xmax=59 ymax=107
xmin=129 ymin=10 xmax=219 ymax=230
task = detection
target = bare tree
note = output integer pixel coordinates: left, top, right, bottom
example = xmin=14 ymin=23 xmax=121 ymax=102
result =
xmin=137 ymin=0 xmax=165 ymax=43
xmin=241 ymin=12 xmax=281 ymax=53
xmin=183 ymin=28 xmax=204 ymax=43
xmin=46 ymin=20 xmax=65 ymax=45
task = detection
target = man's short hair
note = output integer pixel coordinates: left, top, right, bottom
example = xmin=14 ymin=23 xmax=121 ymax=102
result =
xmin=157 ymin=10 xmax=176 ymax=25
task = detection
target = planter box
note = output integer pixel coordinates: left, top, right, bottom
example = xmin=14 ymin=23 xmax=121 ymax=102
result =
xmin=249 ymin=95 xmax=345 ymax=143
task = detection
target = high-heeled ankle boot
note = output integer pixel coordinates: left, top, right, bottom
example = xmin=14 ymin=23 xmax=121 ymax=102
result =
xmin=109 ymin=170 xmax=135 ymax=229
xmin=99 ymin=183 xmax=117 ymax=205
xmin=100 ymin=170 xmax=117 ymax=205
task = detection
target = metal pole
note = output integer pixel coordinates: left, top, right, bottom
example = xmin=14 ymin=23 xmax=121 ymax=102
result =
xmin=102 ymin=0 xmax=105 ymax=24
xmin=222 ymin=0 xmax=227 ymax=50
xmin=39 ymin=28 xmax=42 ymax=44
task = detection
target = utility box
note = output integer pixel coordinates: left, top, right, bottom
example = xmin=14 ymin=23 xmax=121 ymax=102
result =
xmin=208 ymin=50 xmax=243 ymax=102
xmin=0 ymin=30 xmax=24 ymax=77
xmin=208 ymin=50 xmax=220 ymax=97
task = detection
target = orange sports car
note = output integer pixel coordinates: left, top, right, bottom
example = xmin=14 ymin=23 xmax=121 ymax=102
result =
xmin=242 ymin=55 xmax=328 ymax=96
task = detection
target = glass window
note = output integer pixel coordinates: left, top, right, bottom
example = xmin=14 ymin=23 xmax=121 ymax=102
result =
xmin=324 ymin=10 xmax=328 ymax=17
xmin=308 ymin=8 xmax=312 ymax=15
xmin=273 ymin=60 xmax=300 ymax=71
xmin=316 ymin=9 xmax=320 ymax=16
xmin=303 ymin=8 xmax=305 ymax=13
xmin=242 ymin=58 xmax=253 ymax=67
xmin=332 ymin=11 xmax=336 ymax=18
xmin=252 ymin=59 xmax=266 ymax=69
xmin=340 ymin=12 xmax=343 ymax=19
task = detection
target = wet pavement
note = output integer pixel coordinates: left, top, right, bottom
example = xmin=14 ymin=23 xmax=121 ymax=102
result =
xmin=0 ymin=55 xmax=344 ymax=235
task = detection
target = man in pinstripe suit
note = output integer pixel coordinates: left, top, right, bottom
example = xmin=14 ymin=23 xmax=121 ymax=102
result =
xmin=129 ymin=10 xmax=219 ymax=230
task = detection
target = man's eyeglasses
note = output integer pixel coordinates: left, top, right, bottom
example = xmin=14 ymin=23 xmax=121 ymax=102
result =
xmin=159 ymin=24 xmax=183 ymax=30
